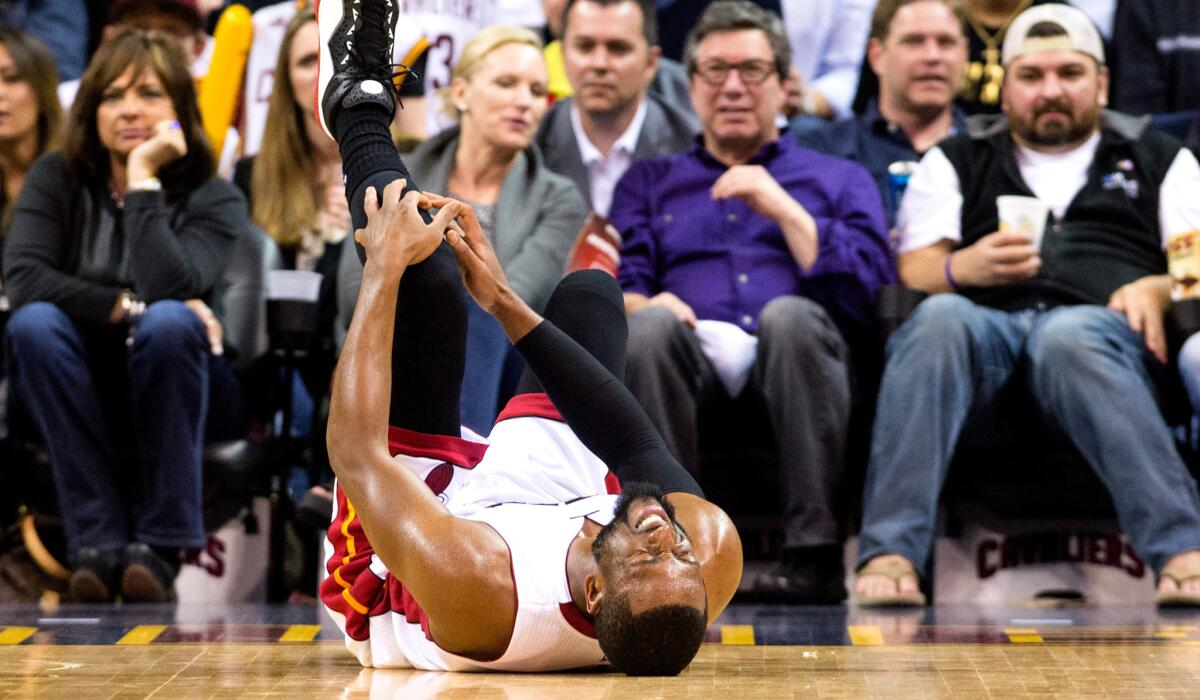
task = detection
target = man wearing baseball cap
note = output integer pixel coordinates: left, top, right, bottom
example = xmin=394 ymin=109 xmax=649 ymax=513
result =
xmin=854 ymin=4 xmax=1200 ymax=607
xmin=59 ymin=0 xmax=209 ymax=111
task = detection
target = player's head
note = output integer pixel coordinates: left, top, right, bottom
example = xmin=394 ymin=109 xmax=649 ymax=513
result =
xmin=586 ymin=482 xmax=708 ymax=676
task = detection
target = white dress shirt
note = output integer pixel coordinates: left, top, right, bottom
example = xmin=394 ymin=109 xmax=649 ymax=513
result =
xmin=569 ymin=98 xmax=648 ymax=217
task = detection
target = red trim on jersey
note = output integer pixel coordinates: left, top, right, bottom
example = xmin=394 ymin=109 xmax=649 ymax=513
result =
xmin=321 ymin=484 xmax=435 ymax=643
xmin=559 ymin=601 xmax=597 ymax=639
xmin=604 ymin=471 xmax=621 ymax=495
xmin=495 ymin=393 xmax=563 ymax=423
xmin=387 ymin=425 xmax=487 ymax=467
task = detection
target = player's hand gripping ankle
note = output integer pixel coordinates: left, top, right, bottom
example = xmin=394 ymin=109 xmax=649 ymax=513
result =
xmin=357 ymin=179 xmax=460 ymax=276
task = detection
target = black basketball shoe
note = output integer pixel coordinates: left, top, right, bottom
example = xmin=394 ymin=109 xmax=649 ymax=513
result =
xmin=315 ymin=0 xmax=400 ymax=140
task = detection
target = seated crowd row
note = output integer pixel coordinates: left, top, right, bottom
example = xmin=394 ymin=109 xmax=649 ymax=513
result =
xmin=0 ymin=0 xmax=1198 ymax=608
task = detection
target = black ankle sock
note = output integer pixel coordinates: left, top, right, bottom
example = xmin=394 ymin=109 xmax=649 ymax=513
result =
xmin=335 ymin=104 xmax=403 ymax=203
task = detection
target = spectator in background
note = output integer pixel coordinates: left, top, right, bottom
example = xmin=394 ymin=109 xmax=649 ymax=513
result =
xmin=58 ymin=0 xmax=210 ymax=112
xmin=0 ymin=27 xmax=63 ymax=441
xmin=956 ymin=0 xmax=1065 ymax=114
xmin=234 ymin=5 xmax=346 ymax=396
xmin=540 ymin=0 xmax=693 ymax=115
xmin=3 ymin=30 xmax=248 ymax=604
xmin=852 ymin=0 xmax=1068 ymax=116
xmin=854 ymin=5 xmax=1200 ymax=607
xmin=795 ymin=0 xmax=967 ymax=224
xmin=0 ymin=26 xmax=62 ymax=235
xmin=779 ymin=0 xmax=875 ymax=121
xmin=1109 ymin=1 xmax=1200 ymax=119
xmin=340 ymin=26 xmax=586 ymax=434
xmin=536 ymin=0 xmax=696 ymax=217
xmin=614 ymin=1 xmax=894 ymax=602
xmin=0 ymin=0 xmax=88 ymax=82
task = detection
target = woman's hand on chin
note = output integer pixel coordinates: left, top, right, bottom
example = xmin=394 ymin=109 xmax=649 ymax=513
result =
xmin=126 ymin=119 xmax=188 ymax=180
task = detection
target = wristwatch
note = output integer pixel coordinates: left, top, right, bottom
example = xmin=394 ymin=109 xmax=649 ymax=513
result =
xmin=117 ymin=290 xmax=146 ymax=324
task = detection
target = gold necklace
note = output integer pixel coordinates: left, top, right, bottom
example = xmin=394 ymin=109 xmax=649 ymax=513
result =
xmin=963 ymin=0 xmax=1034 ymax=104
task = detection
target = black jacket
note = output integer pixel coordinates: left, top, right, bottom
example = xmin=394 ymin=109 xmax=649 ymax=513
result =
xmin=1111 ymin=0 xmax=1200 ymax=115
xmin=3 ymin=152 xmax=245 ymax=326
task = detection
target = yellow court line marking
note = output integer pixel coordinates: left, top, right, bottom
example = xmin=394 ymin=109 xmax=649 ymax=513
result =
xmin=1004 ymin=628 xmax=1044 ymax=644
xmin=720 ymin=625 xmax=755 ymax=646
xmin=279 ymin=625 xmax=321 ymax=643
xmin=847 ymin=625 xmax=885 ymax=646
xmin=116 ymin=625 xmax=167 ymax=645
xmin=0 ymin=627 xmax=36 ymax=645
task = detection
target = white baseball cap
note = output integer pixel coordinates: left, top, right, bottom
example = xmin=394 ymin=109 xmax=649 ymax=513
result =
xmin=1002 ymin=4 xmax=1105 ymax=66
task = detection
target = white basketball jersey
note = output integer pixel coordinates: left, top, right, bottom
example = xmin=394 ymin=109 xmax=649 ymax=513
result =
xmin=336 ymin=495 xmax=617 ymax=671
xmin=322 ymin=396 xmax=622 ymax=671
xmin=241 ymin=1 xmax=296 ymax=157
xmin=394 ymin=0 xmax=498 ymax=136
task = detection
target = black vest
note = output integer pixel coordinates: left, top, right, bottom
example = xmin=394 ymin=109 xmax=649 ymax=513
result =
xmin=939 ymin=111 xmax=1180 ymax=311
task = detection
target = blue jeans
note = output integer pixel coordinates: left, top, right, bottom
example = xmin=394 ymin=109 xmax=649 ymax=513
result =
xmin=858 ymin=294 xmax=1200 ymax=575
xmin=1179 ymin=332 xmax=1200 ymax=414
xmin=459 ymin=299 xmax=521 ymax=435
xmin=7 ymin=300 xmax=242 ymax=556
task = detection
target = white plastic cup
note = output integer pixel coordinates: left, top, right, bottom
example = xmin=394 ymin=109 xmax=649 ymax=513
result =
xmin=996 ymin=195 xmax=1050 ymax=250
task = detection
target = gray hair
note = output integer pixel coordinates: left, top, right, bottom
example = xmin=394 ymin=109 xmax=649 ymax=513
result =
xmin=682 ymin=1 xmax=791 ymax=81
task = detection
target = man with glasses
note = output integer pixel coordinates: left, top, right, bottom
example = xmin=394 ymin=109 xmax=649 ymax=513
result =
xmin=611 ymin=0 xmax=894 ymax=602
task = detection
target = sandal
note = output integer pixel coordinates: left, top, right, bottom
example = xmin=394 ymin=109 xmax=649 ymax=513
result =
xmin=1155 ymin=556 xmax=1200 ymax=607
xmin=854 ymin=557 xmax=927 ymax=607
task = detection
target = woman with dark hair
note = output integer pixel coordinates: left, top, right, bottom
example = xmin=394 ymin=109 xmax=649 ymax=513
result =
xmin=0 ymin=25 xmax=62 ymax=232
xmin=2 ymin=29 xmax=249 ymax=603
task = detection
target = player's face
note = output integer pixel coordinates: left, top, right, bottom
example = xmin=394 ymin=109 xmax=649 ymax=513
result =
xmin=593 ymin=490 xmax=706 ymax=614
xmin=1002 ymin=49 xmax=1107 ymax=152
xmin=870 ymin=0 xmax=966 ymax=116
xmin=689 ymin=29 xmax=783 ymax=157
xmin=456 ymin=43 xmax=549 ymax=153
xmin=562 ymin=0 xmax=658 ymax=120
xmin=288 ymin=20 xmax=320 ymax=115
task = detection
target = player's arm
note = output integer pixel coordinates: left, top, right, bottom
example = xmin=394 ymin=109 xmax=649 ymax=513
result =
xmin=328 ymin=182 xmax=515 ymax=659
xmin=440 ymin=197 xmax=743 ymax=617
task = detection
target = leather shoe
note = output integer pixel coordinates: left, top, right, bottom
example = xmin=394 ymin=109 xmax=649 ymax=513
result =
xmin=68 ymin=547 xmax=122 ymax=603
xmin=120 ymin=543 xmax=180 ymax=603
xmin=748 ymin=546 xmax=847 ymax=604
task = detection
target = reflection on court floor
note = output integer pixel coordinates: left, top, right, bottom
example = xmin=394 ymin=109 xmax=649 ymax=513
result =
xmin=2 ymin=603 xmax=1200 ymax=697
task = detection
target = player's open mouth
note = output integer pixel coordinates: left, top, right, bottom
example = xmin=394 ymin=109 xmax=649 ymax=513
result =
xmin=633 ymin=503 xmax=671 ymax=532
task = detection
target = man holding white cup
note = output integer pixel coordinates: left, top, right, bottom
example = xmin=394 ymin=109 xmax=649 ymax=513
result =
xmin=854 ymin=4 xmax=1200 ymax=607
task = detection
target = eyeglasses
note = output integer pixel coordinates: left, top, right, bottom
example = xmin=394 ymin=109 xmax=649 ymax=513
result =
xmin=693 ymin=60 xmax=776 ymax=86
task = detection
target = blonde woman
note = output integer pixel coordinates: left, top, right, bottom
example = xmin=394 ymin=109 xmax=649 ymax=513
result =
xmin=234 ymin=5 xmax=348 ymax=395
xmin=341 ymin=25 xmax=588 ymax=433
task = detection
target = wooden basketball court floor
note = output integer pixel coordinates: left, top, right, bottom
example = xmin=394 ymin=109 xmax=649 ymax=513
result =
xmin=3 ymin=602 xmax=1200 ymax=698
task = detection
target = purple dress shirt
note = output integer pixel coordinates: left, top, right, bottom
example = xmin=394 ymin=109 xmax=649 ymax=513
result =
xmin=613 ymin=135 xmax=895 ymax=334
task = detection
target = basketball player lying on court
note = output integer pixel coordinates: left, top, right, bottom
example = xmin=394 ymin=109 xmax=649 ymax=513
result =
xmin=315 ymin=3 xmax=741 ymax=674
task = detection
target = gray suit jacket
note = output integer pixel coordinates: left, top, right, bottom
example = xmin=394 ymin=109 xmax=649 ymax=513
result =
xmin=336 ymin=126 xmax=587 ymax=340
xmin=535 ymin=92 xmax=698 ymax=210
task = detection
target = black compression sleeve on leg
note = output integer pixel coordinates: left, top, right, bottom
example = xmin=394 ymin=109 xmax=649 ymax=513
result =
xmin=335 ymin=105 xmax=466 ymax=436
xmin=515 ymin=319 xmax=704 ymax=498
